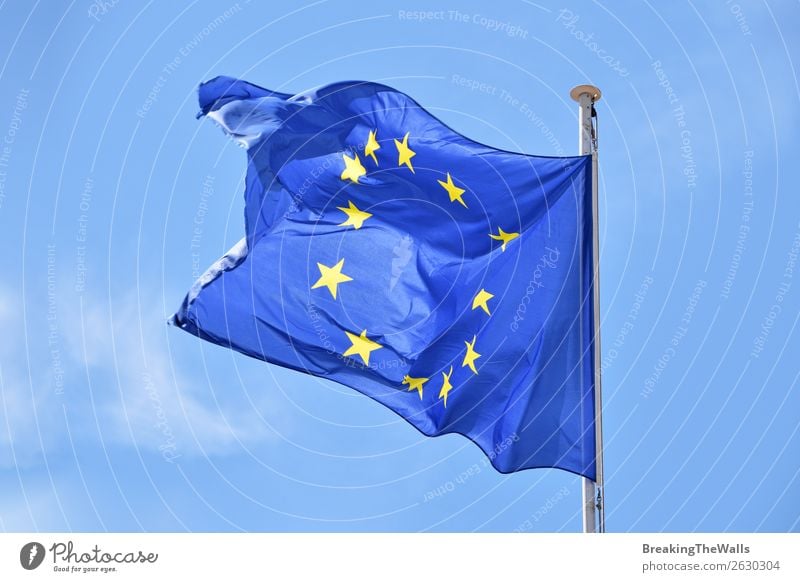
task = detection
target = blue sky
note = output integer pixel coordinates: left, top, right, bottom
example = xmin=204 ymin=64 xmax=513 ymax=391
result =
xmin=0 ymin=0 xmax=798 ymax=532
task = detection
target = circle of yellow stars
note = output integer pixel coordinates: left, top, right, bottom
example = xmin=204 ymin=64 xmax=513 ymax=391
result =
xmin=309 ymin=128 xmax=520 ymax=408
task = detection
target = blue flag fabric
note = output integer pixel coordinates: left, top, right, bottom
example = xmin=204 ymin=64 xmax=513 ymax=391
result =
xmin=172 ymin=76 xmax=597 ymax=480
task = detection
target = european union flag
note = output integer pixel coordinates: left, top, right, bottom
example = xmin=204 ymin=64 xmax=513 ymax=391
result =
xmin=172 ymin=76 xmax=596 ymax=479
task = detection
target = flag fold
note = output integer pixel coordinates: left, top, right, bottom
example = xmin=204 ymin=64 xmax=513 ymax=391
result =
xmin=172 ymin=76 xmax=597 ymax=479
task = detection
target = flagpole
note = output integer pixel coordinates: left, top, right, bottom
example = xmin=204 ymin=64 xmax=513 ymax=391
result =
xmin=570 ymin=84 xmax=605 ymax=533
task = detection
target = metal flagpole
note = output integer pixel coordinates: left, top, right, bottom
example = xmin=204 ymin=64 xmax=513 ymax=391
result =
xmin=570 ymin=84 xmax=605 ymax=533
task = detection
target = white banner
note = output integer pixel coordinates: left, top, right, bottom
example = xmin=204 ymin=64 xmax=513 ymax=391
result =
xmin=1 ymin=533 xmax=797 ymax=580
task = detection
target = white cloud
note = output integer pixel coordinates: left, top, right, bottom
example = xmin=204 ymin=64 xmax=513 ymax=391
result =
xmin=0 ymin=485 xmax=65 ymax=532
xmin=0 ymin=286 xmax=62 ymax=469
xmin=0 ymin=284 xmax=281 ymax=471
xmin=60 ymin=291 xmax=280 ymax=461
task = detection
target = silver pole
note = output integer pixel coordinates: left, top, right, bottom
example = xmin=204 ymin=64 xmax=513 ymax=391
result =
xmin=570 ymin=84 xmax=604 ymax=533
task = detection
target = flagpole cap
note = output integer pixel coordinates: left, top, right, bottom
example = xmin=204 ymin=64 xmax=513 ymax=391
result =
xmin=570 ymin=84 xmax=602 ymax=103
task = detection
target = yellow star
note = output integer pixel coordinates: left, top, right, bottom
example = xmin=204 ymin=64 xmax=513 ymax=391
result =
xmin=462 ymin=335 xmax=481 ymax=375
xmin=438 ymin=366 xmax=454 ymax=407
xmin=402 ymin=374 xmax=429 ymax=400
xmin=394 ymin=132 xmax=416 ymax=173
xmin=311 ymin=258 xmax=353 ymax=299
xmin=489 ymin=227 xmax=520 ymax=251
xmin=337 ymin=200 xmax=372 ymax=230
xmin=364 ymin=129 xmax=380 ymax=165
xmin=341 ymin=152 xmax=366 ymax=183
xmin=437 ymin=173 xmax=467 ymax=208
xmin=472 ymin=289 xmax=494 ymax=315
xmin=343 ymin=329 xmax=382 ymax=366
